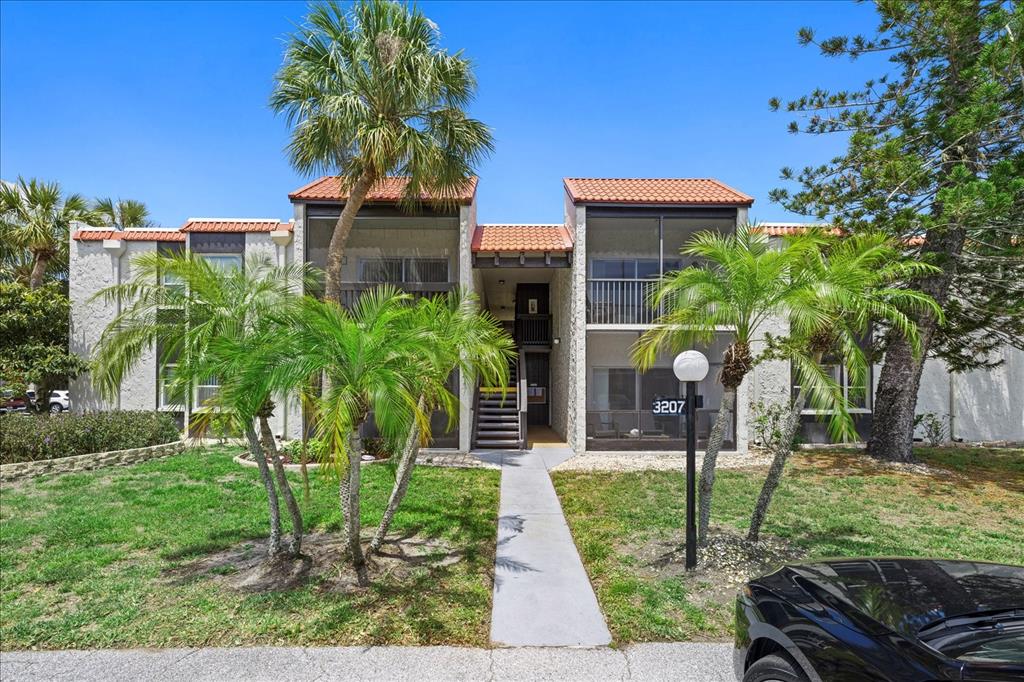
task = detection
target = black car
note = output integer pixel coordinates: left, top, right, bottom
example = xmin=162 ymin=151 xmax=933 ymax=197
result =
xmin=735 ymin=558 xmax=1024 ymax=681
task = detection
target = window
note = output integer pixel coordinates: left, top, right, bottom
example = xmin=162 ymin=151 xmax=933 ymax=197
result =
xmin=591 ymin=258 xmax=672 ymax=280
xmin=202 ymin=254 xmax=243 ymax=272
xmin=591 ymin=368 xmax=637 ymax=410
xmin=195 ymin=375 xmax=221 ymax=407
xmin=159 ymin=363 xmax=186 ymax=408
xmin=358 ymin=257 xmax=449 ymax=284
xmin=794 ymin=362 xmax=871 ymax=412
xmin=360 ymin=258 xmax=403 ymax=283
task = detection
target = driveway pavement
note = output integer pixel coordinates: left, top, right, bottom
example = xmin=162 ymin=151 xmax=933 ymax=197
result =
xmin=0 ymin=643 xmax=736 ymax=681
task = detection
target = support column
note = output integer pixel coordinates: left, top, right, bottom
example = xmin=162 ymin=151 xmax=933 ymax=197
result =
xmin=458 ymin=201 xmax=477 ymax=452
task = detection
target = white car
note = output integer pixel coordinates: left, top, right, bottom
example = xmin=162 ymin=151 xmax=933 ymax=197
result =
xmin=48 ymin=390 xmax=71 ymax=413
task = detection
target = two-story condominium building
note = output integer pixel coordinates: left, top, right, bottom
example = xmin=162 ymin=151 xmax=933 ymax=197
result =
xmin=68 ymin=177 xmax=1024 ymax=454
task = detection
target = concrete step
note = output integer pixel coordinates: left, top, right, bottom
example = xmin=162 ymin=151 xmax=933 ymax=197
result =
xmin=475 ymin=439 xmax=521 ymax=448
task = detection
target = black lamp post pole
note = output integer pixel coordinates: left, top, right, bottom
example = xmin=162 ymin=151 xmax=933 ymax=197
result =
xmin=685 ymin=379 xmax=697 ymax=570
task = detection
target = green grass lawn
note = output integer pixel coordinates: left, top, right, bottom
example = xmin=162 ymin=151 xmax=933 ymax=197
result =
xmin=552 ymin=447 xmax=1024 ymax=644
xmin=0 ymin=446 xmax=499 ymax=649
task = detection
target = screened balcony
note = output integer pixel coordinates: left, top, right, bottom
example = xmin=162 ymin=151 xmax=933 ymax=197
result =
xmin=585 ymin=214 xmax=734 ymax=325
xmin=305 ymin=214 xmax=459 ymax=304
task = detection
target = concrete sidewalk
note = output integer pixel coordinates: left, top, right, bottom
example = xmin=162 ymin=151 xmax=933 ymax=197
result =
xmin=0 ymin=643 xmax=735 ymax=681
xmin=487 ymin=446 xmax=612 ymax=647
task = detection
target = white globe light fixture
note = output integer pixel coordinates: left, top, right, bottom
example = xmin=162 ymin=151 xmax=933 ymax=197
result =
xmin=673 ymin=349 xmax=708 ymax=571
xmin=673 ymin=350 xmax=709 ymax=383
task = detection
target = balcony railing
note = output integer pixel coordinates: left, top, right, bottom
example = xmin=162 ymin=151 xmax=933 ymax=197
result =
xmin=586 ymin=279 xmax=661 ymax=325
xmin=515 ymin=314 xmax=552 ymax=346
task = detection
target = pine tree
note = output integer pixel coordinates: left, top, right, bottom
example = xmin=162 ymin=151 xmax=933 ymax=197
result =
xmin=770 ymin=0 xmax=1024 ymax=462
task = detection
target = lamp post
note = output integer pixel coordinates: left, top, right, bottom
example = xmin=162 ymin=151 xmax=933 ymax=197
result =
xmin=673 ymin=350 xmax=709 ymax=570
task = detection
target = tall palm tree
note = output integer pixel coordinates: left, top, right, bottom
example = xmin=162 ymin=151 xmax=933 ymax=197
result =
xmin=270 ymin=0 xmax=493 ymax=303
xmin=91 ymin=253 xmax=313 ymax=558
xmin=745 ymin=232 xmax=942 ymax=541
xmin=261 ymin=287 xmax=431 ymax=584
xmin=0 ymin=178 xmax=98 ymax=288
xmin=367 ymin=290 xmax=514 ymax=555
xmin=93 ymin=197 xmax=152 ymax=229
xmin=633 ymin=225 xmax=826 ymax=544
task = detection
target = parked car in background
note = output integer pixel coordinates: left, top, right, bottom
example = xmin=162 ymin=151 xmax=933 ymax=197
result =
xmin=735 ymin=558 xmax=1024 ymax=682
xmin=0 ymin=390 xmax=29 ymax=414
xmin=47 ymin=390 xmax=70 ymax=413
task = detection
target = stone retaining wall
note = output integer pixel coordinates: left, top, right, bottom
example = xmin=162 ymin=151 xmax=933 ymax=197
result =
xmin=0 ymin=440 xmax=186 ymax=482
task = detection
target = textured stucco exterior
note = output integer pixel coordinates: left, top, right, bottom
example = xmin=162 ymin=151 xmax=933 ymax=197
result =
xmin=915 ymin=348 xmax=1024 ymax=443
xmin=66 ymin=180 xmax=1024 ymax=452
xmin=566 ymin=192 xmax=587 ymax=453
xmin=69 ymin=236 xmax=159 ymax=413
xmin=458 ymin=201 xmax=477 ymax=452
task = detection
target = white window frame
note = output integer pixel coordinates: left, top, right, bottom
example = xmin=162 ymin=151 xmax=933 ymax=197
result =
xmin=159 ymin=362 xmax=186 ymax=409
xmin=200 ymin=253 xmax=243 ymax=272
xmin=796 ymin=363 xmax=872 ymax=415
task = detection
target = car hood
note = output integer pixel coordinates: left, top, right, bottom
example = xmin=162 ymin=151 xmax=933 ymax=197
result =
xmin=759 ymin=559 xmax=1024 ymax=640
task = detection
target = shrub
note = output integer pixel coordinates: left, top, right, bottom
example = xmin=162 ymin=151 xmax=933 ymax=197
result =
xmin=0 ymin=411 xmax=181 ymax=464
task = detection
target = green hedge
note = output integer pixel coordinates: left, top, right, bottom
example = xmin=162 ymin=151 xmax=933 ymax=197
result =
xmin=0 ymin=411 xmax=181 ymax=465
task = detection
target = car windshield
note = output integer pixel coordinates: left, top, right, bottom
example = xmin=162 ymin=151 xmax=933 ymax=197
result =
xmin=919 ymin=610 xmax=1024 ymax=663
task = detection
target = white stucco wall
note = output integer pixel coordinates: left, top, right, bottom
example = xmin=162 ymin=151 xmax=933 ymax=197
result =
xmin=69 ymin=237 xmax=159 ymax=412
xmin=915 ymin=347 xmax=1024 ymax=443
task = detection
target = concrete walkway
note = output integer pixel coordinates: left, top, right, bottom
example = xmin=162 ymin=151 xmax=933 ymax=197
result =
xmin=482 ymin=444 xmax=613 ymax=647
xmin=0 ymin=643 xmax=735 ymax=681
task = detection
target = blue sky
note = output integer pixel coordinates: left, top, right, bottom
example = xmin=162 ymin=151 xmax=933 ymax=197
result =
xmin=0 ymin=1 xmax=881 ymax=226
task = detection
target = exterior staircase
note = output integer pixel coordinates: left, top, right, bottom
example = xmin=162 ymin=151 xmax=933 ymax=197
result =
xmin=472 ymin=356 xmax=524 ymax=450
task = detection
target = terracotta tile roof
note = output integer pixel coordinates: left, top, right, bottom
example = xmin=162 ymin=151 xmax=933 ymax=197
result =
xmin=471 ymin=224 xmax=574 ymax=253
xmin=181 ymin=219 xmax=291 ymax=233
xmin=753 ymin=223 xmax=844 ymax=237
xmin=563 ymin=178 xmax=754 ymax=206
xmin=73 ymin=229 xmax=186 ymax=242
xmin=288 ymin=176 xmax=477 ymax=204
xmin=754 ymin=223 xmax=932 ymax=246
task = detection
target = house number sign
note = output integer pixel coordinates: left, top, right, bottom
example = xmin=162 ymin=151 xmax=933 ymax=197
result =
xmin=650 ymin=396 xmax=703 ymax=414
xmin=651 ymin=399 xmax=687 ymax=415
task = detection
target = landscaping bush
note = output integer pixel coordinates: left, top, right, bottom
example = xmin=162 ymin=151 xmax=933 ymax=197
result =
xmin=0 ymin=411 xmax=181 ymax=464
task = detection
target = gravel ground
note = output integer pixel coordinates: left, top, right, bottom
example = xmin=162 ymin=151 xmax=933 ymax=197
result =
xmin=550 ymin=449 xmax=772 ymax=472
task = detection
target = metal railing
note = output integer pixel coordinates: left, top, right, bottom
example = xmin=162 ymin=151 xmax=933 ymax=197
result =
xmin=586 ymin=279 xmax=661 ymax=325
xmin=517 ymin=349 xmax=528 ymax=449
xmin=515 ymin=314 xmax=552 ymax=346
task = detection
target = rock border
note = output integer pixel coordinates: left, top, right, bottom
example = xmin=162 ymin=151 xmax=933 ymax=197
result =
xmin=232 ymin=453 xmax=384 ymax=472
xmin=0 ymin=440 xmax=186 ymax=483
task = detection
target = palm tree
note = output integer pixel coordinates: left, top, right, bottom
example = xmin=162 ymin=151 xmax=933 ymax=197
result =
xmin=745 ymin=232 xmax=942 ymax=542
xmin=270 ymin=0 xmax=493 ymax=303
xmin=367 ymin=290 xmax=513 ymax=555
xmin=91 ymin=252 xmax=312 ymax=558
xmin=262 ymin=287 xmax=431 ymax=584
xmin=93 ymin=197 xmax=152 ymax=229
xmin=0 ymin=178 xmax=98 ymax=289
xmin=633 ymin=225 xmax=826 ymax=544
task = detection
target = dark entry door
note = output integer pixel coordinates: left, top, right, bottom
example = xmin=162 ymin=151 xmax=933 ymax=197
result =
xmin=525 ymin=352 xmax=549 ymax=426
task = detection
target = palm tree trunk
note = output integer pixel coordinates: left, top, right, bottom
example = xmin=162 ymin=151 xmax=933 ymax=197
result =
xmin=259 ymin=414 xmax=304 ymax=557
xmin=344 ymin=430 xmax=369 ymax=586
xmin=698 ymin=388 xmax=735 ymax=545
xmin=368 ymin=397 xmax=425 ymax=555
xmin=28 ymin=253 xmax=49 ymax=290
xmin=747 ymin=391 xmax=807 ymax=543
xmin=323 ymin=171 xmax=376 ymax=303
xmin=244 ymin=420 xmax=283 ymax=557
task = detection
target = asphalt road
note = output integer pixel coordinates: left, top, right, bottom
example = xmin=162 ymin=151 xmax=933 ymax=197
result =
xmin=0 ymin=643 xmax=737 ymax=681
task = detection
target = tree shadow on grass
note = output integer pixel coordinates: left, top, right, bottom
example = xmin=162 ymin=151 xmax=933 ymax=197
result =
xmin=795 ymin=450 xmax=1024 ymax=496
